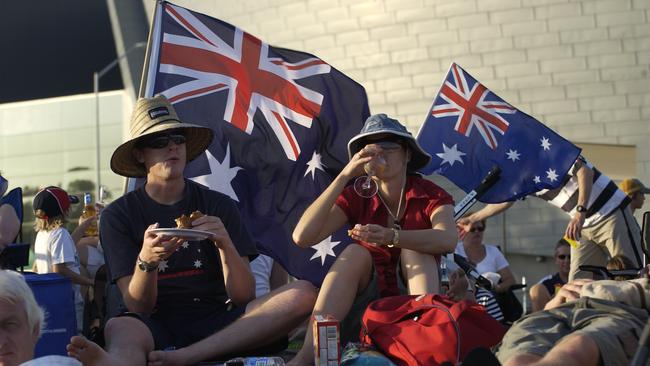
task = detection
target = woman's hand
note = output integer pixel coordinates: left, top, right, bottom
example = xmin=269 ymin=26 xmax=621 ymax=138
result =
xmin=349 ymin=224 xmax=393 ymax=247
xmin=340 ymin=145 xmax=376 ymax=180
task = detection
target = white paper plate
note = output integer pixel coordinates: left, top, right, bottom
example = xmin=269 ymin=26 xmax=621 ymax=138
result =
xmin=149 ymin=228 xmax=213 ymax=241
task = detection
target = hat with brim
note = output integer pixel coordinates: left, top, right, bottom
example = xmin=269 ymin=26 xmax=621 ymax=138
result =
xmin=110 ymin=95 xmax=214 ymax=178
xmin=348 ymin=114 xmax=431 ymax=172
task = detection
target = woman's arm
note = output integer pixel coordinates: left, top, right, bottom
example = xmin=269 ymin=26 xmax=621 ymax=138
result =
xmin=350 ymin=204 xmax=457 ymax=255
xmin=293 ymin=148 xmax=373 ymax=247
xmin=495 ymin=266 xmax=516 ymax=293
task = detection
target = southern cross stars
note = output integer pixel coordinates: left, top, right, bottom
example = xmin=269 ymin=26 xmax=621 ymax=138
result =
xmin=309 ymin=236 xmax=340 ymax=265
xmin=506 ymin=149 xmax=520 ymax=162
xmin=436 ymin=143 xmax=466 ymax=166
xmin=540 ymin=137 xmax=551 ymax=151
xmin=546 ymin=168 xmax=558 ymax=182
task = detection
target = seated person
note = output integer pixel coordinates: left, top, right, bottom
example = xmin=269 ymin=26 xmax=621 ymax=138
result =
xmin=32 ymin=186 xmax=94 ymax=333
xmin=456 ymin=213 xmax=516 ymax=293
xmin=496 ymin=266 xmax=650 ymax=366
xmin=0 ymin=269 xmax=81 ymax=366
xmin=0 ymin=173 xmax=20 ymax=254
xmin=288 ymin=114 xmax=457 ymax=365
xmin=67 ymin=95 xmax=316 ymax=366
xmin=529 ymin=239 xmax=570 ymax=312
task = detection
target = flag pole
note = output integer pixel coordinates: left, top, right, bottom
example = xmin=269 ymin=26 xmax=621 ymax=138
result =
xmin=123 ymin=0 xmax=164 ymax=195
xmin=453 ymin=165 xmax=501 ymax=221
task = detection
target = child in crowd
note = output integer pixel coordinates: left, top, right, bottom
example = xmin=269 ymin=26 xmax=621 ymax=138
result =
xmin=32 ymin=186 xmax=94 ymax=333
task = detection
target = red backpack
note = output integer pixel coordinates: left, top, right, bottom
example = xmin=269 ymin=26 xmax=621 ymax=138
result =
xmin=360 ymin=294 xmax=505 ymax=366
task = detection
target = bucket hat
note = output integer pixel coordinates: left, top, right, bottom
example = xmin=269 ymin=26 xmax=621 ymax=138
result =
xmin=619 ymin=178 xmax=650 ymax=196
xmin=110 ymin=95 xmax=214 ymax=178
xmin=348 ymin=114 xmax=431 ymax=172
xmin=33 ymin=186 xmax=79 ymax=220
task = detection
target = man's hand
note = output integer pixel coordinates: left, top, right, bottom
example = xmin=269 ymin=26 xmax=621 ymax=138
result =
xmin=565 ymin=213 xmax=585 ymax=241
xmin=348 ymin=224 xmax=393 ymax=247
xmin=544 ymin=279 xmax=593 ymax=310
xmin=191 ymin=215 xmax=234 ymax=249
xmin=139 ymin=223 xmax=185 ymax=264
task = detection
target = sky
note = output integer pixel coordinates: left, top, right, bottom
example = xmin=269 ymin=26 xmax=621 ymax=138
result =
xmin=0 ymin=0 xmax=123 ymax=103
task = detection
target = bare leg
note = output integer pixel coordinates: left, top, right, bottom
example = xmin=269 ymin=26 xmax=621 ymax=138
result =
xmin=401 ymin=249 xmax=440 ymax=295
xmin=147 ymin=280 xmax=317 ymax=366
xmin=502 ymin=333 xmax=599 ymax=366
xmin=67 ymin=316 xmax=154 ymax=366
xmin=288 ymin=244 xmax=373 ymax=366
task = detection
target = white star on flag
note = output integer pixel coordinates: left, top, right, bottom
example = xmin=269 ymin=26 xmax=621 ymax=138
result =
xmin=436 ymin=143 xmax=466 ymax=166
xmin=309 ymin=236 xmax=340 ymax=265
xmin=190 ymin=144 xmax=243 ymax=202
xmin=540 ymin=137 xmax=551 ymax=151
xmin=533 ymin=176 xmax=541 ymax=184
xmin=193 ymin=259 xmax=203 ymax=268
xmin=158 ymin=259 xmax=169 ymax=272
xmin=546 ymin=168 xmax=558 ymax=182
xmin=304 ymin=151 xmax=326 ymax=180
xmin=181 ymin=241 xmax=189 ymax=249
xmin=506 ymin=149 xmax=520 ymax=162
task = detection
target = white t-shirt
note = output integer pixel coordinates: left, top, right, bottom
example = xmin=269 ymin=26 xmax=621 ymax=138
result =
xmin=34 ymin=227 xmax=84 ymax=332
xmin=454 ymin=242 xmax=510 ymax=275
xmin=251 ymin=253 xmax=274 ymax=298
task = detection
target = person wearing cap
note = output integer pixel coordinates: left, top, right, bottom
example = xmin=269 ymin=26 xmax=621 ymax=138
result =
xmin=67 ymin=95 xmax=316 ymax=366
xmin=33 ymin=186 xmax=95 ymax=333
xmin=459 ymin=156 xmax=643 ymax=281
xmin=289 ymin=114 xmax=457 ymax=365
xmin=619 ymin=178 xmax=650 ymax=215
xmin=0 ymin=173 xmax=20 ymax=253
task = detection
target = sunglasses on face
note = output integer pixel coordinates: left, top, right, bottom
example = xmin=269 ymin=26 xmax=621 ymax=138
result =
xmin=139 ymin=133 xmax=186 ymax=149
xmin=365 ymin=141 xmax=403 ymax=151
xmin=556 ymin=254 xmax=570 ymax=260
xmin=468 ymin=226 xmax=485 ymax=233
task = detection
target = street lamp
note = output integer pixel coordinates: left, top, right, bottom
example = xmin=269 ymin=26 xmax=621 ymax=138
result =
xmin=93 ymin=41 xmax=146 ymax=200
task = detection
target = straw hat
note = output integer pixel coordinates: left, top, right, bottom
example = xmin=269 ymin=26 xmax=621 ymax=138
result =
xmin=110 ymin=95 xmax=214 ymax=177
xmin=348 ymin=114 xmax=431 ymax=172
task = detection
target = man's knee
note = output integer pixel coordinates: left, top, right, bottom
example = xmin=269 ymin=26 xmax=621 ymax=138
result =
xmin=287 ymin=280 xmax=317 ymax=315
xmin=104 ymin=316 xmax=153 ymax=349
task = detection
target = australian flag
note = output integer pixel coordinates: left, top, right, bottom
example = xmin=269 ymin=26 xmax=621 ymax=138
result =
xmin=417 ymin=63 xmax=581 ymax=203
xmin=142 ymin=1 xmax=369 ymax=285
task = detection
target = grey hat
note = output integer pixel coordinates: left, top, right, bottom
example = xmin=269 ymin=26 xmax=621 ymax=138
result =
xmin=110 ymin=95 xmax=214 ymax=178
xmin=348 ymin=114 xmax=431 ymax=172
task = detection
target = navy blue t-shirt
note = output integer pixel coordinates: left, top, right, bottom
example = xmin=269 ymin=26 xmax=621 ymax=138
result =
xmin=101 ymin=180 xmax=257 ymax=317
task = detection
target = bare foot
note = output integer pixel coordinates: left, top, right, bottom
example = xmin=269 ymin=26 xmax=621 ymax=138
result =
xmin=147 ymin=349 xmax=193 ymax=366
xmin=67 ymin=336 xmax=114 ymax=366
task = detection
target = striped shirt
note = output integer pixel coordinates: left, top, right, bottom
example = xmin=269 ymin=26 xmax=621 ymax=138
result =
xmin=534 ymin=156 xmax=628 ymax=228
xmin=475 ymin=288 xmax=504 ymax=322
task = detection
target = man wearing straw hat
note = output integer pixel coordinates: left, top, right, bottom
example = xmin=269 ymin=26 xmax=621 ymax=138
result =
xmin=67 ymin=95 xmax=316 ymax=366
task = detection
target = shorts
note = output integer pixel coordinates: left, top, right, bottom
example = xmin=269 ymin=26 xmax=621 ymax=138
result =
xmin=496 ymin=297 xmax=647 ymax=366
xmin=120 ymin=305 xmax=246 ymax=350
xmin=340 ymin=265 xmax=407 ymax=345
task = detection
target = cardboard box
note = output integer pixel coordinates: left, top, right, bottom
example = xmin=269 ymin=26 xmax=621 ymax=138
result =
xmin=312 ymin=314 xmax=340 ymax=366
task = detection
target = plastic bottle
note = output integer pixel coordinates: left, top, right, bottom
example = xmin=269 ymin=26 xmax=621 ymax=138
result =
xmin=81 ymin=192 xmax=98 ymax=236
xmin=440 ymin=256 xmax=450 ymax=294
xmin=224 ymin=356 xmax=286 ymax=366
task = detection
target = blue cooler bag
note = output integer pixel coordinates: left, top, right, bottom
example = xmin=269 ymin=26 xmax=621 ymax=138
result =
xmin=24 ymin=273 xmax=77 ymax=357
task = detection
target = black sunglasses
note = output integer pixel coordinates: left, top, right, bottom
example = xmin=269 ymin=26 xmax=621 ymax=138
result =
xmin=557 ymin=254 xmax=570 ymax=260
xmin=139 ymin=133 xmax=186 ymax=149
xmin=468 ymin=226 xmax=485 ymax=233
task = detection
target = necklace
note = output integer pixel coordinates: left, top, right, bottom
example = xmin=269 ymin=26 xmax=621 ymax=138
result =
xmin=377 ymin=179 xmax=406 ymax=230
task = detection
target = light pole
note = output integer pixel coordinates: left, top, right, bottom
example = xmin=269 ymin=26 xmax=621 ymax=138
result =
xmin=93 ymin=41 xmax=146 ymax=200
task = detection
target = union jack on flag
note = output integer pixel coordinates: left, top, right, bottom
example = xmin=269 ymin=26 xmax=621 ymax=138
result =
xmin=141 ymin=1 xmax=370 ymax=285
xmin=431 ymin=64 xmax=516 ymax=149
xmin=417 ymin=63 xmax=580 ymax=203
